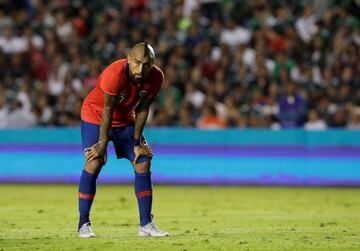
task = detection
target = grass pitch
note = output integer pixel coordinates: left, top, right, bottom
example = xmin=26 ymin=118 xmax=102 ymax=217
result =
xmin=0 ymin=185 xmax=359 ymax=251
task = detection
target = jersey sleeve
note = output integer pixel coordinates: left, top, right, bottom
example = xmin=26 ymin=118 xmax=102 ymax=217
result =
xmin=99 ymin=66 xmax=123 ymax=96
xmin=147 ymin=69 xmax=164 ymax=99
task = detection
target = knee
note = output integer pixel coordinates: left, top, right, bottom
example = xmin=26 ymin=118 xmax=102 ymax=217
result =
xmin=134 ymin=160 xmax=151 ymax=173
xmin=85 ymin=158 xmax=104 ymax=176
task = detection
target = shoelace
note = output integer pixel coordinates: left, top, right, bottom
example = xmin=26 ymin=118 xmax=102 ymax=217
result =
xmin=84 ymin=224 xmax=93 ymax=233
xmin=149 ymin=223 xmax=161 ymax=232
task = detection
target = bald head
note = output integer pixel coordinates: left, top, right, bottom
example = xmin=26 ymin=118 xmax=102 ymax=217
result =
xmin=129 ymin=42 xmax=155 ymax=63
xmin=127 ymin=42 xmax=156 ymax=83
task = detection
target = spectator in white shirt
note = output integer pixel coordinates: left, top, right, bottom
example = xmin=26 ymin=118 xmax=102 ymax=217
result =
xmin=295 ymin=6 xmax=317 ymax=43
xmin=0 ymin=27 xmax=27 ymax=54
xmin=304 ymin=109 xmax=327 ymax=130
xmin=6 ymin=101 xmax=37 ymax=128
xmin=220 ymin=19 xmax=251 ymax=48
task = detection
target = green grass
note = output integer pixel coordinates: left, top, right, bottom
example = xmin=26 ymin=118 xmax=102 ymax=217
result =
xmin=0 ymin=185 xmax=359 ymax=251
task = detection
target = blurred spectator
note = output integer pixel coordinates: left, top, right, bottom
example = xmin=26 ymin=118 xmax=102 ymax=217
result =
xmin=0 ymin=26 xmax=27 ymax=54
xmin=295 ymin=5 xmax=317 ymax=43
xmin=304 ymin=109 xmax=327 ymax=130
xmin=177 ymin=101 xmax=195 ymax=127
xmin=0 ymin=87 xmax=9 ymax=128
xmin=185 ymin=82 xmax=205 ymax=109
xmin=328 ymin=108 xmax=348 ymax=128
xmin=224 ymin=96 xmax=240 ymax=127
xmin=36 ymin=95 xmax=53 ymax=126
xmin=6 ymin=100 xmax=37 ymax=128
xmin=277 ymin=82 xmax=307 ymax=128
xmin=197 ymin=104 xmax=226 ymax=129
xmin=0 ymin=0 xmax=359 ymax=129
xmin=220 ymin=18 xmax=252 ymax=48
xmin=347 ymin=106 xmax=360 ymax=129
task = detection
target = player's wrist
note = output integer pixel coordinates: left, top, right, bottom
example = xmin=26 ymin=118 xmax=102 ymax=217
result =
xmin=134 ymin=138 xmax=141 ymax=146
xmin=98 ymin=139 xmax=108 ymax=148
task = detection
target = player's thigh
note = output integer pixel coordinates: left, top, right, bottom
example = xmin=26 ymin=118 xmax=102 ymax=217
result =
xmin=81 ymin=120 xmax=100 ymax=150
xmin=81 ymin=120 xmax=107 ymax=174
xmin=111 ymin=124 xmax=152 ymax=164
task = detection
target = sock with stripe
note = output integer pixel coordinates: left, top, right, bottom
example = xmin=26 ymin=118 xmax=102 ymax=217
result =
xmin=78 ymin=170 xmax=97 ymax=230
xmin=134 ymin=172 xmax=153 ymax=227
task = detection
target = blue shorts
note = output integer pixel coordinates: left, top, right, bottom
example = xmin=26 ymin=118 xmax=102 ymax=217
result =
xmin=81 ymin=120 xmax=151 ymax=163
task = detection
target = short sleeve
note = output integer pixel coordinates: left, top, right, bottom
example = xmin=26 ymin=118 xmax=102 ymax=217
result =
xmin=147 ymin=68 xmax=164 ymax=99
xmin=99 ymin=66 xmax=123 ymax=96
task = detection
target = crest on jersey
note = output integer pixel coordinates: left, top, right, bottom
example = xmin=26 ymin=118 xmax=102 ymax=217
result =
xmin=139 ymin=90 xmax=148 ymax=98
xmin=117 ymin=94 xmax=125 ymax=104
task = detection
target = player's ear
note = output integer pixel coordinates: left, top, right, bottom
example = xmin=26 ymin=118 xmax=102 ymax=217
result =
xmin=127 ymin=54 xmax=131 ymax=62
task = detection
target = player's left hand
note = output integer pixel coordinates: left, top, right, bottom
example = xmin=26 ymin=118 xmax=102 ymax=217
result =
xmin=133 ymin=143 xmax=153 ymax=164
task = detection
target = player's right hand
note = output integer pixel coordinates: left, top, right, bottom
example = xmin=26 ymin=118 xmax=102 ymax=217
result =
xmin=84 ymin=142 xmax=107 ymax=164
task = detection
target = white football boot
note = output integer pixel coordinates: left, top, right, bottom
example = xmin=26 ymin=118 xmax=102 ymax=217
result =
xmin=78 ymin=222 xmax=95 ymax=238
xmin=138 ymin=222 xmax=170 ymax=237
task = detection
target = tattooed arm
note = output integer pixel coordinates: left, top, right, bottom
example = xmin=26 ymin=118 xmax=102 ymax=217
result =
xmin=133 ymin=97 xmax=154 ymax=164
xmin=134 ymin=97 xmax=153 ymax=140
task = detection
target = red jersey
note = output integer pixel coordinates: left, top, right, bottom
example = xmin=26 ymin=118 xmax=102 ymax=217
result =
xmin=81 ymin=59 xmax=164 ymax=127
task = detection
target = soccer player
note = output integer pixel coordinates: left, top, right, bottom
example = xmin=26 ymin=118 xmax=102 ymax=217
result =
xmin=78 ymin=42 xmax=169 ymax=238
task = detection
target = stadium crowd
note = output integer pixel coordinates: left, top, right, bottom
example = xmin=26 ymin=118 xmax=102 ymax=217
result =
xmin=0 ymin=0 xmax=360 ymax=129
